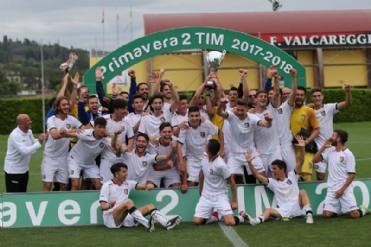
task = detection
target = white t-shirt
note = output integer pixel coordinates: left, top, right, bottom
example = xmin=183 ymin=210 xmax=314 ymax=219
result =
xmin=314 ymin=103 xmax=339 ymax=148
xmin=4 ymin=127 xmax=41 ymax=174
xmin=99 ymin=179 xmax=137 ymax=206
xmin=267 ymin=171 xmax=300 ymax=207
xmin=44 ymin=115 xmax=82 ymax=158
xmin=322 ymin=147 xmax=356 ymax=192
xmin=121 ymin=150 xmax=157 ymax=183
xmin=68 ymin=129 xmax=111 ymax=165
xmin=270 ymin=101 xmax=293 ymax=146
xmin=138 ymin=111 xmax=172 ymax=138
xmin=254 ymin=109 xmax=280 ymax=154
xmin=178 ymin=120 xmax=219 ymax=161
xmin=201 ymin=154 xmax=231 ymax=198
xmin=226 ymin=112 xmax=260 ymax=153
xmin=171 ymin=112 xmax=188 ymax=128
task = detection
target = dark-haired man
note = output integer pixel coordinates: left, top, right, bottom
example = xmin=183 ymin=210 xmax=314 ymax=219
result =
xmin=100 ymin=162 xmax=181 ymax=230
xmin=240 ymin=136 xmax=314 ymax=225
xmin=313 ymin=129 xmax=370 ymax=219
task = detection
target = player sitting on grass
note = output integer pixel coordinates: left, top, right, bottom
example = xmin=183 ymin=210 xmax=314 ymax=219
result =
xmin=240 ymin=135 xmax=314 ymax=225
xmin=99 ymin=162 xmax=181 ymax=231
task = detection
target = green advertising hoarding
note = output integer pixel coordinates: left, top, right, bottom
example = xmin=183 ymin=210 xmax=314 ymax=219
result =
xmin=1 ymin=180 xmax=370 ymax=228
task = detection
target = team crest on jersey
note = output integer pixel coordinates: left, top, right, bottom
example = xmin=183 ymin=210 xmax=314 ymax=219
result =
xmin=160 ymin=117 xmax=166 ymax=122
xmin=200 ymin=132 xmax=205 ymax=137
xmin=99 ymin=142 xmax=104 ymax=148
xmin=209 ymin=169 xmax=213 ymax=175
xmin=142 ymin=161 xmax=147 ymax=167
xmin=308 ymin=162 xmax=313 ymax=169
xmin=287 ymin=179 xmax=292 ymax=185
xmin=124 ymin=189 xmax=128 ymax=194
xmin=66 ymin=124 xmax=71 ymax=129
xmin=321 ymin=110 xmax=326 ymax=116
xmin=121 ymin=126 xmax=125 ymax=132
xmin=314 ymin=164 xmax=319 ymax=170
xmin=340 ymin=157 xmax=344 ymax=162
xmin=301 ymin=114 xmax=306 ymax=121
xmin=278 ymin=108 xmax=283 ymax=114
xmin=244 ymin=123 xmax=250 ymax=128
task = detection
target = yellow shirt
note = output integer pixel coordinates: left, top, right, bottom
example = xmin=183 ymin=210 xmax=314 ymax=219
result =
xmin=211 ymin=106 xmax=224 ymax=140
xmin=290 ymin=105 xmax=319 ymax=136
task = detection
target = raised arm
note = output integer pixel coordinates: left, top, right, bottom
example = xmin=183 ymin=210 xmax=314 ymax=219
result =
xmin=127 ymin=70 xmax=137 ymax=113
xmin=57 ymin=73 xmax=69 ymax=99
xmin=337 ymin=83 xmax=352 ymax=110
xmin=287 ymin=68 xmax=297 ymax=107
xmin=239 ymin=69 xmax=249 ymax=100
xmin=189 ymin=75 xmax=208 ymax=107
xmin=165 ymin=79 xmax=179 ymax=113
xmin=151 ymin=69 xmax=165 ymax=95
xmin=294 ymin=135 xmax=306 ymax=174
xmin=70 ymin=72 xmax=79 ymax=107
xmin=216 ymin=98 xmax=229 ymax=119
xmin=245 ymin=150 xmax=268 ymax=184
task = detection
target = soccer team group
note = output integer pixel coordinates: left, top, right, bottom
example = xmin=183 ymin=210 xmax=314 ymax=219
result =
xmin=4 ymin=64 xmax=370 ymax=231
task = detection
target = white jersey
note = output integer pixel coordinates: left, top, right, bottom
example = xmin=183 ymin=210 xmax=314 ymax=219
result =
xmin=267 ymin=171 xmax=300 ymax=207
xmin=270 ymin=101 xmax=293 ymax=146
xmin=201 ymin=154 xmax=231 ymax=198
xmin=226 ymin=112 xmax=260 ymax=153
xmin=322 ymin=147 xmax=355 ymax=192
xmin=171 ymin=112 xmax=188 ymax=128
xmin=68 ymin=129 xmax=111 ymax=165
xmin=44 ymin=115 xmax=82 ymax=158
xmin=148 ymin=139 xmax=175 ymax=165
xmin=121 ymin=150 xmax=157 ymax=183
xmin=200 ymin=105 xmax=210 ymax=121
xmin=138 ymin=111 xmax=172 ymax=138
xmin=254 ymin=109 xmax=280 ymax=155
xmin=95 ymin=115 xmax=134 ymax=159
xmin=178 ymin=120 xmax=219 ymax=161
xmin=314 ymin=103 xmax=339 ymax=148
xmin=99 ymin=179 xmax=137 ymax=206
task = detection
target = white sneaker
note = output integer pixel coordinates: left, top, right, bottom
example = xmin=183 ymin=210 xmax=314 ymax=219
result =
xmin=306 ymin=214 xmax=313 ymax=224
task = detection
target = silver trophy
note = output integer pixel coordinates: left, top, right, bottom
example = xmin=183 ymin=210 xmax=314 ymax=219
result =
xmin=205 ymin=50 xmax=226 ymax=88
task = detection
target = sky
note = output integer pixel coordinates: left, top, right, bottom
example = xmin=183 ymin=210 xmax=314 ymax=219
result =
xmin=0 ymin=0 xmax=370 ymax=52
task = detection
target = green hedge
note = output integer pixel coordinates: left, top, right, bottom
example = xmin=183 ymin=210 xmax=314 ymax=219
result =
xmin=0 ymin=89 xmax=370 ymax=134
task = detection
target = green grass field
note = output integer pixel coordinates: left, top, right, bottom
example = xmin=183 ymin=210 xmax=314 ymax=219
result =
xmin=1 ymin=122 xmax=371 ymax=247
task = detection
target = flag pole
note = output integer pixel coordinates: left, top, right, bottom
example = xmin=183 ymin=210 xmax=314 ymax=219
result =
xmin=130 ymin=6 xmax=133 ymax=41
xmin=102 ymin=8 xmax=105 ymax=56
xmin=117 ymin=7 xmax=119 ymax=48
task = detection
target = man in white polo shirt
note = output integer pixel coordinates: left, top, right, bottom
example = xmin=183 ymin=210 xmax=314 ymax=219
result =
xmin=4 ymin=114 xmax=47 ymax=192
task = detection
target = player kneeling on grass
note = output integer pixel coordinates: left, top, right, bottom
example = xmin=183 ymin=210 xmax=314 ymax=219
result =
xmin=312 ymin=129 xmax=371 ymax=219
xmin=240 ymin=136 xmax=314 ymax=225
xmin=99 ymin=163 xmax=182 ymax=231
xmin=193 ymin=139 xmax=245 ymax=226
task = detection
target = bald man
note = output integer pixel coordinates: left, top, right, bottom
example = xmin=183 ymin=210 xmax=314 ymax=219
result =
xmin=282 ymin=88 xmax=291 ymax=102
xmin=4 ymin=114 xmax=47 ymax=192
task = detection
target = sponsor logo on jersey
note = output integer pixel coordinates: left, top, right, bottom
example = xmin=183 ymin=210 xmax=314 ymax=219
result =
xmin=200 ymin=132 xmax=205 ymax=137
xmin=124 ymin=189 xmax=128 ymax=194
xmin=160 ymin=117 xmax=166 ymax=122
xmin=287 ymin=179 xmax=292 ymax=185
xmin=301 ymin=114 xmax=306 ymax=121
xmin=340 ymin=157 xmax=344 ymax=162
xmin=142 ymin=161 xmax=147 ymax=167
xmin=321 ymin=110 xmax=326 ymax=116
xmin=244 ymin=122 xmax=250 ymax=128
xmin=278 ymin=108 xmax=283 ymax=114
xmin=99 ymin=142 xmax=104 ymax=148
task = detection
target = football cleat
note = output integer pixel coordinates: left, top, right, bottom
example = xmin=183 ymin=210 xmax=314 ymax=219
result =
xmin=239 ymin=211 xmax=257 ymax=225
xmin=148 ymin=214 xmax=157 ymax=232
xmin=359 ymin=205 xmax=371 ymax=215
xmin=306 ymin=214 xmax=314 ymax=224
xmin=166 ymin=215 xmax=182 ymax=230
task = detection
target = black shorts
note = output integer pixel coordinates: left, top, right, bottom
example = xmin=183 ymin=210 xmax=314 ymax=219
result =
xmin=5 ymin=171 xmax=29 ymax=193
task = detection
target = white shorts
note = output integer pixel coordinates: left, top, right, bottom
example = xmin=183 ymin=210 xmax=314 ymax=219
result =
xmin=41 ymin=156 xmax=69 ymax=183
xmin=276 ymin=202 xmax=305 ymax=218
xmin=323 ymin=190 xmax=358 ymax=214
xmin=259 ymin=149 xmax=282 ymax=177
xmin=147 ymin=166 xmax=181 ymax=188
xmin=103 ymin=209 xmax=139 ymax=228
xmin=314 ymin=148 xmax=330 ymax=173
xmin=227 ymin=152 xmax=264 ymax=175
xmin=100 ymin=157 xmax=124 ymax=184
xmin=186 ymin=159 xmax=202 ymax=183
xmin=67 ymin=158 xmax=100 ymax=179
xmin=280 ymin=143 xmax=296 ymax=172
xmin=194 ymin=195 xmax=233 ymax=218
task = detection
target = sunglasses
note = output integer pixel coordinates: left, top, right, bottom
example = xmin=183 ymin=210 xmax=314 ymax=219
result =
xmin=249 ymin=95 xmax=256 ymax=98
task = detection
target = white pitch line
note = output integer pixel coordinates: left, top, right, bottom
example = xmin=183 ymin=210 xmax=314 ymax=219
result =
xmin=219 ymin=223 xmax=249 ymax=247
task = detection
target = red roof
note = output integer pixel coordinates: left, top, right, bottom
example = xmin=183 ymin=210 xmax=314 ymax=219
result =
xmin=144 ymin=10 xmax=371 ymax=35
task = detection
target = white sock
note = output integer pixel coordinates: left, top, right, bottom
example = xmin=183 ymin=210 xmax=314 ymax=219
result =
xmin=303 ymin=204 xmax=313 ymax=215
xmin=206 ymin=216 xmax=218 ymax=224
xmin=256 ymin=216 xmax=264 ymax=224
xmin=236 ymin=215 xmax=244 ymax=224
xmin=152 ymin=209 xmax=168 ymax=227
xmin=130 ymin=209 xmax=149 ymax=228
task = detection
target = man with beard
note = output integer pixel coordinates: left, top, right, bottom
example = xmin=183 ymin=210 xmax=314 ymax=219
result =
xmin=112 ymin=131 xmax=175 ymax=184
xmin=98 ymin=99 xmax=134 ymax=184
xmin=253 ymin=90 xmax=282 ymax=177
xmin=138 ymin=94 xmax=175 ymax=146
xmin=240 ymin=136 xmax=314 ymax=225
xmin=311 ymin=85 xmax=352 ymax=181
xmin=147 ymin=122 xmax=181 ymax=188
xmin=42 ymin=96 xmax=83 ymax=191
xmin=217 ymin=98 xmax=272 ymax=184
xmin=313 ymin=130 xmax=370 ymax=219
xmin=78 ymin=94 xmax=100 ymax=125
xmin=137 ymin=82 xmax=150 ymax=111
xmin=62 ymin=117 xmax=111 ymax=191
xmin=177 ymin=107 xmax=225 ymax=188
xmin=4 ymin=114 xmax=47 ymax=192
xmin=290 ymin=86 xmax=320 ymax=181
